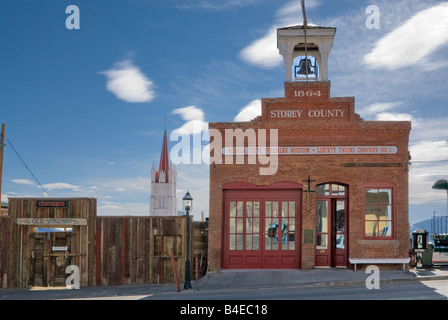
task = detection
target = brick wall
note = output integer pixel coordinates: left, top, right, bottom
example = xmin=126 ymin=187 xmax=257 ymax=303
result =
xmin=208 ymin=81 xmax=411 ymax=271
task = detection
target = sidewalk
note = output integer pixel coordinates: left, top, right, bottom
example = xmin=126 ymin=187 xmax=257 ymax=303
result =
xmin=194 ymin=267 xmax=448 ymax=291
xmin=1 ymin=267 xmax=448 ymax=300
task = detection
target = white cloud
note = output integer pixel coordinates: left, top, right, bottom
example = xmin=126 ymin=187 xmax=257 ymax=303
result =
xmin=174 ymin=0 xmax=258 ymax=10
xmin=411 ymin=117 xmax=448 ymax=141
xmin=42 ymin=183 xmax=81 ymax=192
xmin=409 ymin=163 xmax=448 ymax=205
xmin=172 ymin=106 xmax=208 ymax=134
xmin=364 ymin=3 xmax=448 ymax=69
xmin=234 ymin=99 xmax=261 ymax=122
xmin=239 ymin=0 xmax=320 ymax=69
xmin=100 ymin=60 xmax=156 ymax=103
xmin=239 ymin=26 xmax=283 ymax=69
xmin=359 ymin=102 xmax=403 ymax=118
xmin=375 ymin=112 xmax=414 ymax=122
xmin=410 ymin=140 xmax=448 ymax=163
xmin=12 ymin=179 xmax=35 ymax=186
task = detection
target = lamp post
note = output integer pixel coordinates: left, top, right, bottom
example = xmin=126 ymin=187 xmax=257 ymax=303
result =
xmin=183 ymin=191 xmax=193 ymax=290
xmin=432 ymin=179 xmax=448 ymax=233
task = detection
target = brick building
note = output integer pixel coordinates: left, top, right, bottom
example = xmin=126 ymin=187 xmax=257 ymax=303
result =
xmin=207 ymin=25 xmax=411 ymax=271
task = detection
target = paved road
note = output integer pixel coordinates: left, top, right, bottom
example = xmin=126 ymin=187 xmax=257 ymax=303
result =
xmin=144 ymin=279 xmax=448 ymax=300
xmin=2 ymin=279 xmax=447 ymax=301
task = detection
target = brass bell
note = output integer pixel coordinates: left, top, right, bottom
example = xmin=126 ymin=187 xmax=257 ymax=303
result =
xmin=296 ymin=59 xmax=314 ymax=75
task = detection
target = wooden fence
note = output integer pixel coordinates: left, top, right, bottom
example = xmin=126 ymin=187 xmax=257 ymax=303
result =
xmin=0 ymin=198 xmax=207 ymax=288
xmin=95 ymin=216 xmax=194 ymax=286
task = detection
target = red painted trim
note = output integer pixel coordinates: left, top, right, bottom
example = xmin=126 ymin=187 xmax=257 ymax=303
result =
xmin=223 ymin=181 xmax=303 ymax=190
xmin=315 ymin=183 xmax=349 ymax=268
xmin=362 ymin=182 xmax=395 ymax=240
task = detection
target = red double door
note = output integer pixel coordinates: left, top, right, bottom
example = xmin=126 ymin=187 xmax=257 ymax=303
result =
xmin=222 ymin=189 xmax=301 ymax=269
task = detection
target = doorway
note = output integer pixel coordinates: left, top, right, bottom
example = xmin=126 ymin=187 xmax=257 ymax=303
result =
xmin=315 ymin=183 xmax=348 ymax=267
xmin=29 ymin=230 xmax=73 ymax=287
xmin=222 ymin=188 xmax=301 ymax=269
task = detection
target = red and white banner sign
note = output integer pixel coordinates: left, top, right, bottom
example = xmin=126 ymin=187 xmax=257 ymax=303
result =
xmin=223 ymin=146 xmax=398 ymax=155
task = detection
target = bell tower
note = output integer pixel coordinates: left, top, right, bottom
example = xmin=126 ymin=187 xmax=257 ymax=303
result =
xmin=277 ymin=1 xmax=336 ymax=82
xmin=150 ymin=129 xmax=177 ymax=216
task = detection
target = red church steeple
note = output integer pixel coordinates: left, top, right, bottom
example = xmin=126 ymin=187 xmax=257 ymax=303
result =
xmin=155 ymin=129 xmax=170 ymax=183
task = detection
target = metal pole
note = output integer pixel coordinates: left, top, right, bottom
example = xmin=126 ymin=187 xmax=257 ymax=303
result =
xmin=0 ymin=124 xmax=5 ymax=204
xmin=184 ymin=208 xmax=192 ymax=289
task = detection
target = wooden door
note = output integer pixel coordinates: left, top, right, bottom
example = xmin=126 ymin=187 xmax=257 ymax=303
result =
xmin=223 ymin=189 xmax=301 ymax=269
xmin=29 ymin=232 xmax=72 ymax=287
xmin=315 ymin=197 xmax=348 ymax=267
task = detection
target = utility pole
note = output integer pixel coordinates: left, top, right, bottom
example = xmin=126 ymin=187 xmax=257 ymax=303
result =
xmin=0 ymin=124 xmax=5 ymax=205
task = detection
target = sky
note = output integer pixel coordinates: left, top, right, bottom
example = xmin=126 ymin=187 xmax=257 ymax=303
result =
xmin=0 ymin=0 xmax=447 ymax=224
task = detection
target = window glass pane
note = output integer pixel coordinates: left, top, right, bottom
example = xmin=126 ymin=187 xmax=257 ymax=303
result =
xmin=273 ymin=202 xmax=279 ymax=217
xmin=282 ymin=201 xmax=288 ymax=217
xmin=246 ymin=235 xmax=253 ymax=250
xmin=378 ymin=189 xmax=391 ymax=205
xmin=289 ymin=202 xmax=295 ymax=217
xmin=246 ymin=201 xmax=252 ymax=217
xmin=253 ymin=218 xmax=259 ymax=234
xmin=230 ymin=218 xmax=235 ymax=233
xmin=236 ymin=235 xmax=243 ymax=250
xmin=335 ymin=201 xmax=345 ymax=233
xmin=335 ymin=234 xmax=345 ymax=249
xmin=365 ymin=221 xmax=378 ymax=237
xmin=230 ymin=201 xmax=236 ymax=217
xmin=332 ymin=184 xmax=339 ymax=195
xmin=365 ymin=206 xmax=378 ymax=220
xmin=253 ymin=235 xmax=259 ymax=250
xmin=236 ymin=201 xmax=243 ymax=217
xmin=236 ymin=218 xmax=243 ymax=233
xmin=317 ymin=184 xmax=330 ymax=196
xmin=265 ymin=217 xmax=278 ymax=250
xmin=379 ymin=221 xmax=391 ymax=236
xmin=317 ymin=201 xmax=328 ymax=233
xmin=230 ymin=234 xmax=236 ymax=250
xmin=316 ymin=234 xmax=327 ymax=249
xmin=365 ymin=189 xmax=378 ymax=204
xmin=246 ymin=218 xmax=252 ymax=233
xmin=253 ymin=201 xmax=259 ymax=217
xmin=288 ymin=218 xmax=295 ymax=232
xmin=378 ymin=205 xmax=392 ymax=220
xmin=265 ymin=202 xmax=271 ymax=217
xmin=338 ymin=185 xmax=345 ymax=196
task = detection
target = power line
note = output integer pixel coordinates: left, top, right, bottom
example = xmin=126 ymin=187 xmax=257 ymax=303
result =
xmin=5 ymin=138 xmax=50 ymax=197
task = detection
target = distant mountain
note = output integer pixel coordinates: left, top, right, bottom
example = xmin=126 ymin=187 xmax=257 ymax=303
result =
xmin=410 ymin=217 xmax=447 ymax=244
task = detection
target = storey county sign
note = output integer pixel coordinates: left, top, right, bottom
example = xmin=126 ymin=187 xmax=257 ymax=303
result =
xmin=270 ymin=108 xmax=346 ymax=119
xmin=17 ymin=218 xmax=88 ymax=226
xmin=223 ymin=145 xmax=398 ymax=155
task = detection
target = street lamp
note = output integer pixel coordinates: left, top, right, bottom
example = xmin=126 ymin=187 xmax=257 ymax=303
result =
xmin=183 ymin=191 xmax=193 ymax=290
xmin=432 ymin=179 xmax=448 ymax=233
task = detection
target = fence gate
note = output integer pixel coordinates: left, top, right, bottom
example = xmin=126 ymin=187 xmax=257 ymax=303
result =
xmin=29 ymin=231 xmax=74 ymax=287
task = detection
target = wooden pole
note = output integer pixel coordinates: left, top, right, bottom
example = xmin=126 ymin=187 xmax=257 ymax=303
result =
xmin=0 ymin=124 xmax=5 ymax=205
xmin=170 ymin=251 xmax=180 ymax=292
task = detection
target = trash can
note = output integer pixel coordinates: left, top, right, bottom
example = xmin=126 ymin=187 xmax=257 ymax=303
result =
xmin=421 ymin=244 xmax=433 ymax=267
